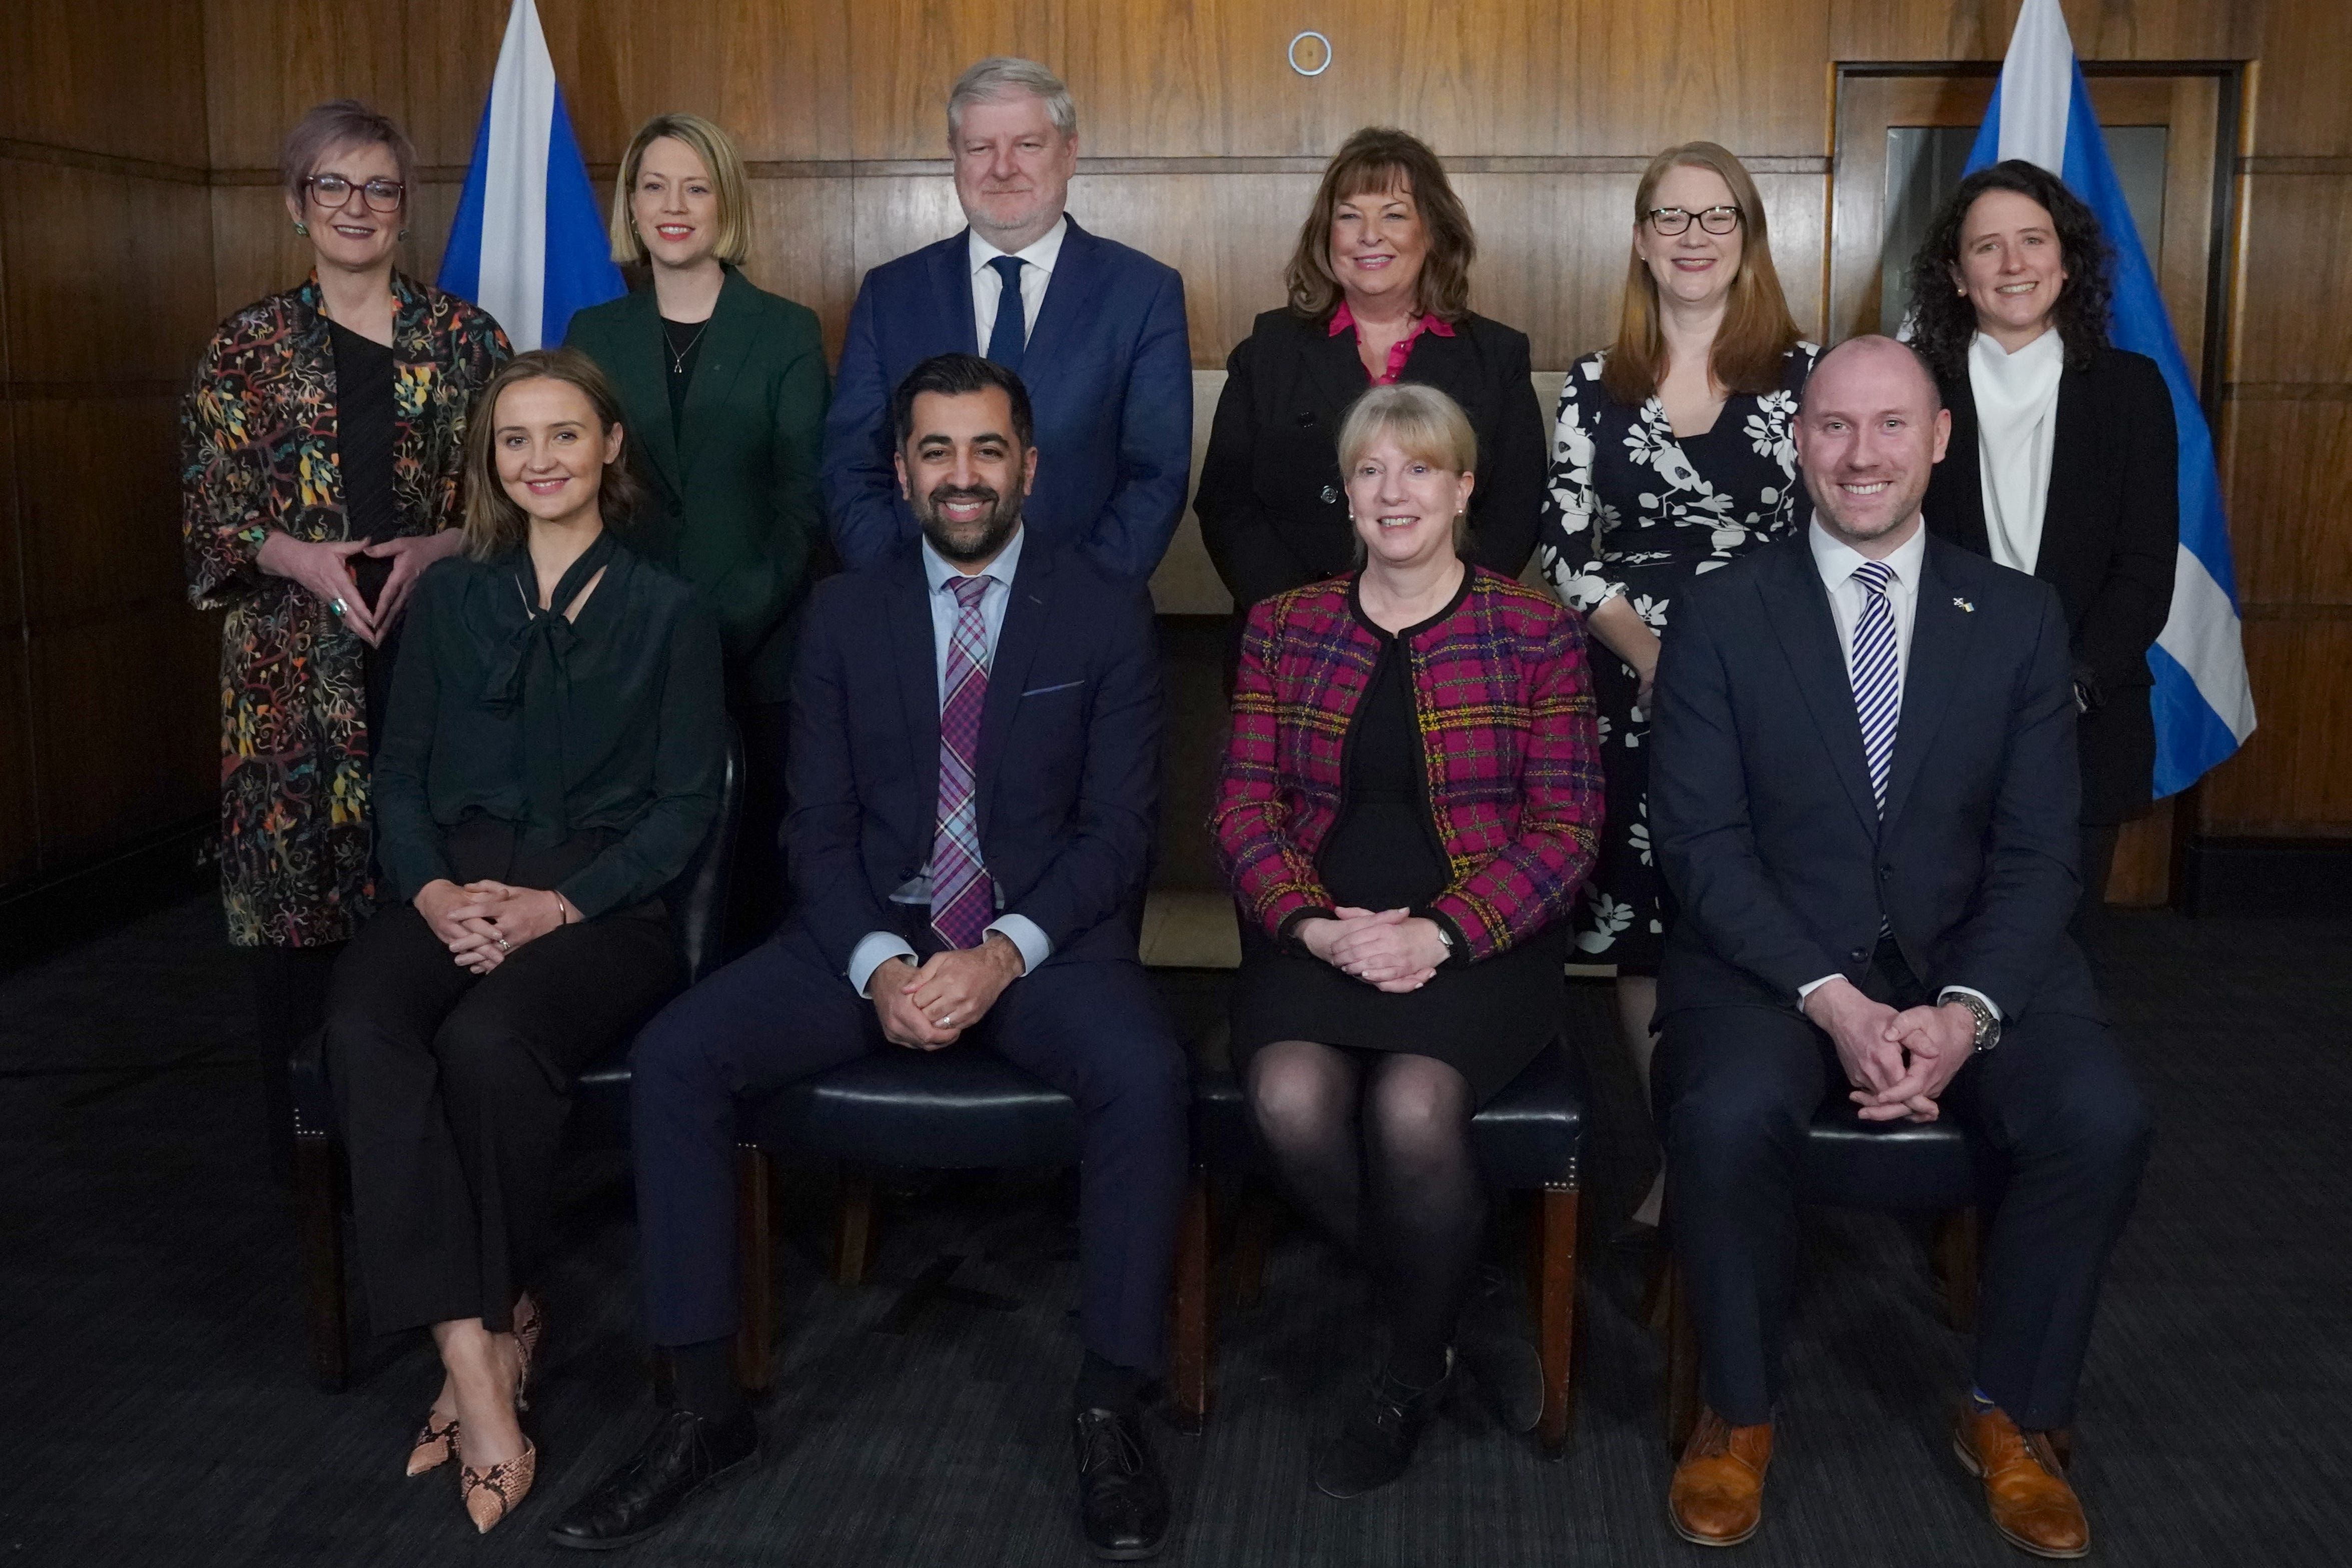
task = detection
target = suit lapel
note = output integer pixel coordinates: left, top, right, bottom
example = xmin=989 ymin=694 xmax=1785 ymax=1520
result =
xmin=1881 ymin=538 xmax=1979 ymax=829
xmin=1305 ymin=313 xmax=1374 ymax=419
xmin=1933 ymin=373 xmax=1991 ymax=559
xmin=1757 ymin=537 xmax=1882 ymax=836
xmin=932 ymin=232 xmax=980 ymax=356
xmin=677 ymin=267 xmax=762 ymax=473
xmin=974 ymin=545 xmax=1053 ymax=839
xmin=612 ymin=287 xmax=682 ymax=498
xmin=2036 ymin=363 xmax=2097 ymax=585
xmin=886 ymin=561 xmax=942 ymax=837
xmin=1018 ymin=218 xmax=1105 ymax=390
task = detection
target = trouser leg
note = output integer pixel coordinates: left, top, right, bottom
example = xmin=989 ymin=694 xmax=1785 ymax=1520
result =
xmin=631 ymin=919 xmax=876 ymax=1346
xmin=1949 ymin=1012 xmax=2151 ymax=1428
xmin=1653 ymin=1006 xmax=1826 ymax=1426
xmin=992 ymin=960 xmax=1189 ymax=1377
xmin=249 ymin=943 xmax=342 ymax=1180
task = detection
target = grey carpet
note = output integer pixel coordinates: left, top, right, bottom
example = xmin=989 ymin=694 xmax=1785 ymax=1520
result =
xmin=1 ymin=897 xmax=2345 ymax=1564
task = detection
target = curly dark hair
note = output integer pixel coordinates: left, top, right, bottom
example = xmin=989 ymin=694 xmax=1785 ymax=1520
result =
xmin=1903 ymin=159 xmax=2114 ymax=380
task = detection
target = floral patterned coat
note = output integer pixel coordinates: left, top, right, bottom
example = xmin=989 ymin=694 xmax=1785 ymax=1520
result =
xmin=180 ymin=271 xmax=509 ymax=947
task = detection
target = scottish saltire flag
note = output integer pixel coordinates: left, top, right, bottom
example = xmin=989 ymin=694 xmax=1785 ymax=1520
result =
xmin=437 ymin=0 xmax=622 ymax=350
xmin=1963 ymin=0 xmax=2254 ymax=796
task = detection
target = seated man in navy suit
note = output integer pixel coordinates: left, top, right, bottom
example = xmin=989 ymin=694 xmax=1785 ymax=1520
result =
xmin=552 ymin=355 xmax=1187 ymax=1560
xmin=1648 ymin=337 xmax=2150 ymax=1559
xmin=822 ymin=56 xmax=1193 ymax=581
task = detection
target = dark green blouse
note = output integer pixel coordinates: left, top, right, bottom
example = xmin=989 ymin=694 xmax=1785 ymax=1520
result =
xmin=373 ymin=533 xmax=727 ymax=920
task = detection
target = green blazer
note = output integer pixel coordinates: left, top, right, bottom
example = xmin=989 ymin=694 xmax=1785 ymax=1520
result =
xmin=565 ymin=265 xmax=830 ymax=703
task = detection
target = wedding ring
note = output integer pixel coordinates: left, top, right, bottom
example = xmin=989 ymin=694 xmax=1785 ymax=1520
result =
xmin=940 ymin=1013 xmax=954 ymax=1027
xmin=494 ymin=935 xmax=510 ymax=952
xmin=331 ymin=597 xmax=348 ymax=616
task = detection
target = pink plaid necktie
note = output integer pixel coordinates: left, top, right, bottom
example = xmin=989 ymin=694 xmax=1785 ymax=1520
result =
xmin=929 ymin=573 xmax=996 ymax=949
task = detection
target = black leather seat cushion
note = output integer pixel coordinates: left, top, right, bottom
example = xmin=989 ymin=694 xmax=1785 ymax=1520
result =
xmin=1192 ymin=1038 xmax=1588 ymax=1189
xmin=1801 ymin=1098 xmax=1982 ymax=1209
xmin=749 ymin=1049 xmax=1082 ymax=1169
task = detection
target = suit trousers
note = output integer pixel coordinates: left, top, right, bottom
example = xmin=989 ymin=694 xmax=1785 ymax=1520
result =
xmin=631 ymin=917 xmax=1190 ymax=1374
xmin=1654 ymin=954 xmax=2150 ymax=1430
xmin=325 ymin=903 xmax=678 ymax=1335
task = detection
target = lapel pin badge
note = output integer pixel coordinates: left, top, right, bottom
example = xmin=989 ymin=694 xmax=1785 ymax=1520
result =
xmin=1952 ymin=596 xmax=1974 ymax=613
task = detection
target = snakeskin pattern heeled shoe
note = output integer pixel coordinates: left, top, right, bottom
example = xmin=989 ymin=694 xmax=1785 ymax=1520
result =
xmin=461 ymin=1439 xmax=537 ymax=1533
xmin=405 ymin=1409 xmax=462 ymax=1477
xmin=512 ymin=1294 xmax=543 ymax=1411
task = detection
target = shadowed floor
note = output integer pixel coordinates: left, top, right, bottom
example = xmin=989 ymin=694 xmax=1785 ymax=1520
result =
xmin=1 ymin=896 xmax=2344 ymax=1565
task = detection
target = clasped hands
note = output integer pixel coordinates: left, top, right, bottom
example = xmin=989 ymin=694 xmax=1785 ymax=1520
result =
xmin=415 ymin=878 xmax=570 ymax=975
xmin=866 ymin=934 xmax=1026 ymax=1050
xmin=1803 ymin=976 xmax=1975 ymax=1123
xmin=1297 ymin=906 xmax=1448 ymax=992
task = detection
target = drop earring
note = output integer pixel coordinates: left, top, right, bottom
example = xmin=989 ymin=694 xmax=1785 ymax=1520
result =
xmin=398 ymin=227 xmax=409 ymax=241
xmin=293 ymin=220 xmax=309 ymax=237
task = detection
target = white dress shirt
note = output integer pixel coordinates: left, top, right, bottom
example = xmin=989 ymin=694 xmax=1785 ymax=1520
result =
xmin=1796 ymin=519 xmax=1999 ymax=1020
xmin=968 ymin=216 xmax=1068 ymax=352
xmin=844 ymin=529 xmax=1052 ymax=997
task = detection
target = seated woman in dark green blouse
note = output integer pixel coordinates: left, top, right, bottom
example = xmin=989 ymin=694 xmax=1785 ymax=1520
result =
xmin=322 ymin=347 xmax=723 ymax=1536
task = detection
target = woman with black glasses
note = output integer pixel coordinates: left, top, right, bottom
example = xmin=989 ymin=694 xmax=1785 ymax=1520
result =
xmin=1533 ymin=141 xmax=1815 ymax=1235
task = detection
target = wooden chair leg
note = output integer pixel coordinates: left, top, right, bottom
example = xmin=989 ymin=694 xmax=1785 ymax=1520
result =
xmin=1168 ymin=1166 xmax=1212 ymax=1434
xmin=1231 ymin=1191 xmax=1276 ymax=1309
xmin=833 ymin=1169 xmax=879 ymax=1286
xmin=293 ymin=1131 xmax=348 ymax=1392
xmin=1663 ymin=1257 xmax=1701 ymax=1451
xmin=734 ymin=1144 xmax=775 ymax=1394
xmin=1531 ymin=1181 xmax=1582 ymax=1456
xmin=1934 ymin=1206 xmax=1982 ymax=1333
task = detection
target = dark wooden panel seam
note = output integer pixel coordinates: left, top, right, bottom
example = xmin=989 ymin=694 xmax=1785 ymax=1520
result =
xmin=2238 ymin=603 xmax=2352 ymax=620
xmin=2224 ymin=383 xmax=2352 ymax=401
xmin=2237 ymin=157 xmax=2352 ymax=174
xmin=0 ymin=139 xmax=208 ymax=185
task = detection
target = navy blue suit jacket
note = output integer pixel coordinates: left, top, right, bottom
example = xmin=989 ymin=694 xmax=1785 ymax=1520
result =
xmin=821 ymin=217 xmax=1193 ymax=581
xmin=785 ymin=538 xmax=1163 ymax=975
xmin=1650 ymin=528 xmax=2101 ymax=1025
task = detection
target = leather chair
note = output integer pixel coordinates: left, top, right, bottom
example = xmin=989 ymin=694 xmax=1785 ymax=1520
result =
xmin=1655 ymin=1098 xmax=1983 ymax=1448
xmin=1174 ymin=1038 xmax=1592 ymax=1455
xmin=289 ymin=726 xmax=744 ymax=1389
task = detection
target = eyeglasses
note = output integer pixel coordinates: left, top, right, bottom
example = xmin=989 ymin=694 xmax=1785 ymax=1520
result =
xmin=1646 ymin=205 xmax=1742 ymax=236
xmin=304 ymin=173 xmax=406 ymax=214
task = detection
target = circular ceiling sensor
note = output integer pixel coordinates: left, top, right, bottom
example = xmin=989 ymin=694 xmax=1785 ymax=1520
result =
xmin=1288 ymin=31 xmax=1332 ymax=77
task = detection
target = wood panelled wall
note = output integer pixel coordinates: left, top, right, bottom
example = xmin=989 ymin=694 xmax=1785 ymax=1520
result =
xmin=1 ymin=2 xmax=221 ymax=891
xmin=2 ymin=0 xmax=2345 ymax=903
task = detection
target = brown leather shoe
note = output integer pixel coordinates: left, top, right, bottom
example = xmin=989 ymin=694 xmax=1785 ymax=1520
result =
xmin=1953 ymin=1405 xmax=2090 ymax=1559
xmin=1669 ymin=1407 xmax=1774 ymax=1547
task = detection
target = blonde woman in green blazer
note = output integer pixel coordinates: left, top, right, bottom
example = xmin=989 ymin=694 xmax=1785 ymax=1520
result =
xmin=566 ymin=112 xmax=830 ymax=942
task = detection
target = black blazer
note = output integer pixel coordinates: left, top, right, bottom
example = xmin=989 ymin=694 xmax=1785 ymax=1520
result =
xmin=1923 ymin=346 xmax=2177 ymax=824
xmin=564 ymin=266 xmax=831 ymax=705
xmin=1650 ymin=529 xmax=2099 ymax=1026
xmin=784 ymin=540 xmax=1162 ymax=975
xmin=1195 ymin=307 xmax=1547 ymax=612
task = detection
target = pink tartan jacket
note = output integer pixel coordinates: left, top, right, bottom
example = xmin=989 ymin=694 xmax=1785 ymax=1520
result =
xmin=1211 ymin=567 xmax=1604 ymax=961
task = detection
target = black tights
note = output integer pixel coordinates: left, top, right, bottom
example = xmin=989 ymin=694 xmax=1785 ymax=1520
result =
xmin=1245 ymin=1040 xmax=1482 ymax=1386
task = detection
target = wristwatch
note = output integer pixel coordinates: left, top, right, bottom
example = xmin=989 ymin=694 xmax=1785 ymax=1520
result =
xmin=1939 ymin=989 xmax=2003 ymax=1054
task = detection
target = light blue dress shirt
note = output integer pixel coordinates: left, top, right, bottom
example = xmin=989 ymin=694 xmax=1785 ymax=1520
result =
xmin=845 ymin=528 xmax=1053 ymax=996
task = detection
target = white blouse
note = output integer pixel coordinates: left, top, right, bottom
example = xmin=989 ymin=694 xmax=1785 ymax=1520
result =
xmin=1967 ymin=328 xmax=2066 ymax=574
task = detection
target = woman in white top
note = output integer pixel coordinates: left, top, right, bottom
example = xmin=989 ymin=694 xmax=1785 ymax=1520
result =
xmin=1907 ymin=160 xmax=2177 ymax=951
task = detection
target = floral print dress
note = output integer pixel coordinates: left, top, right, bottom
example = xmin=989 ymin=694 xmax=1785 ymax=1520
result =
xmin=1534 ymin=343 xmax=1816 ymax=972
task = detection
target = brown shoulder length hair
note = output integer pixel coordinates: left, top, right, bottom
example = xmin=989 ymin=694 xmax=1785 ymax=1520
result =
xmin=1285 ymin=127 xmax=1476 ymax=324
xmin=1600 ymin=141 xmax=1802 ymax=405
xmin=459 ymin=348 xmax=645 ymax=561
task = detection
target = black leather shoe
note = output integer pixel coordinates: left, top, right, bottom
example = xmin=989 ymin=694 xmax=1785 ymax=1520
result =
xmin=1314 ymin=1350 xmax=1453 ymax=1499
xmin=546 ymin=1406 xmax=756 ymax=1551
xmin=1073 ymin=1406 xmax=1170 ymax=1560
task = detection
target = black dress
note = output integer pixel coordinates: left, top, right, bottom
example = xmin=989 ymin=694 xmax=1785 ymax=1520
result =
xmin=330 ymin=320 xmax=402 ymax=737
xmin=1229 ymin=587 xmax=1563 ymax=1105
xmin=1533 ymin=343 xmax=1818 ymax=974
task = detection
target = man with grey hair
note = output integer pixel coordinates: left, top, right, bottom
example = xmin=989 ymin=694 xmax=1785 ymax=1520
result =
xmin=823 ymin=57 xmax=1192 ymax=583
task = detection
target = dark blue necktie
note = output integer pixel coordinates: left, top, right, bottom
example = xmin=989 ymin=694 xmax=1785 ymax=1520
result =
xmin=984 ymin=254 xmax=1027 ymax=373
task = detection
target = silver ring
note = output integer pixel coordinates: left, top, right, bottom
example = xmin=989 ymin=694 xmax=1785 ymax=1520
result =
xmin=940 ymin=1013 xmax=954 ymax=1027
xmin=330 ymin=597 xmax=348 ymax=616
xmin=494 ymin=935 xmax=510 ymax=952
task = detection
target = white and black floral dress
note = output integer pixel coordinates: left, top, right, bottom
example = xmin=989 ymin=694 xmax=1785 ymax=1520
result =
xmin=1535 ymin=343 xmax=1817 ymax=973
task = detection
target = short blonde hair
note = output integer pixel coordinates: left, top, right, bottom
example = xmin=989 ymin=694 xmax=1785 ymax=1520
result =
xmin=609 ymin=114 xmax=752 ymax=267
xmin=1336 ymin=384 xmax=1477 ymax=558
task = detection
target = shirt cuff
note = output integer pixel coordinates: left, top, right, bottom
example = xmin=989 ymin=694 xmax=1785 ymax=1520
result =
xmin=847 ymin=931 xmax=918 ymax=997
xmin=1936 ymin=985 xmax=2003 ymax=1021
xmin=984 ymin=914 xmax=1052 ymax=977
xmin=1796 ymin=973 xmax=1844 ymax=1005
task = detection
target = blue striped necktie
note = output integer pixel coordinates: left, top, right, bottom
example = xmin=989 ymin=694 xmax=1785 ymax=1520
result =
xmin=1848 ymin=559 xmax=1901 ymax=816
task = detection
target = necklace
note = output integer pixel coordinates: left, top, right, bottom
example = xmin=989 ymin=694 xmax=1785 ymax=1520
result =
xmin=667 ymin=320 xmax=710 ymax=375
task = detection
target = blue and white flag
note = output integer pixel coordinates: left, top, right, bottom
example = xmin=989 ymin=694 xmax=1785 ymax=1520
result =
xmin=437 ymin=0 xmax=622 ymax=350
xmin=1962 ymin=0 xmax=2254 ymax=797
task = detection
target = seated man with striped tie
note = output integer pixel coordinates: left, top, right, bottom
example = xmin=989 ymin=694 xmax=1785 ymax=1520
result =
xmin=1646 ymin=335 xmax=2150 ymax=1559
xmin=551 ymin=354 xmax=1186 ymax=1560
